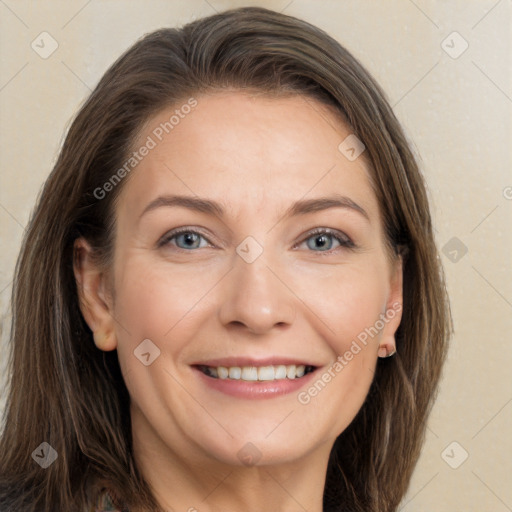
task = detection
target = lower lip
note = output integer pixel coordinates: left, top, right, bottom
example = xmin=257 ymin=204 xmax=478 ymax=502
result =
xmin=192 ymin=366 xmax=318 ymax=399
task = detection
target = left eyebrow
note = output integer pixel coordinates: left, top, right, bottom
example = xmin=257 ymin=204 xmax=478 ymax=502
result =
xmin=283 ymin=194 xmax=370 ymax=221
xmin=139 ymin=193 xmax=370 ymax=222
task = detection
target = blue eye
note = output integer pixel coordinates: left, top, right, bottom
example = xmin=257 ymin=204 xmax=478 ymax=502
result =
xmin=159 ymin=229 xmax=211 ymax=250
xmin=298 ymin=228 xmax=354 ymax=253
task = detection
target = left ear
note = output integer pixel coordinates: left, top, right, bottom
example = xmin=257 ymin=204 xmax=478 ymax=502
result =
xmin=378 ymin=254 xmax=403 ymax=357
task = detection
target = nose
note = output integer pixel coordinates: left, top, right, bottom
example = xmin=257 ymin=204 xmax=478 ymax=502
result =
xmin=218 ymin=250 xmax=296 ymax=335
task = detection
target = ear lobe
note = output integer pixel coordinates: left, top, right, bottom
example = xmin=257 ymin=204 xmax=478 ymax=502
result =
xmin=73 ymin=237 xmax=117 ymax=351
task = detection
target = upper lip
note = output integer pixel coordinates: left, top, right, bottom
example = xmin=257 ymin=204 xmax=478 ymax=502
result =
xmin=191 ymin=357 xmax=319 ymax=368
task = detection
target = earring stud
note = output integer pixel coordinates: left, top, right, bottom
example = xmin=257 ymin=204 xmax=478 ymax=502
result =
xmin=378 ymin=345 xmax=396 ymax=358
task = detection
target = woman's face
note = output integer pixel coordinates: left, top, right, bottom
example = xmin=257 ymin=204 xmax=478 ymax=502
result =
xmin=89 ymin=91 xmax=402 ymax=468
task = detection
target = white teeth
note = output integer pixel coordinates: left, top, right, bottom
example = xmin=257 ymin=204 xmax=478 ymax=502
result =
xmin=203 ymin=364 xmax=312 ymax=381
xmin=241 ymin=367 xmax=258 ymax=381
xmin=258 ymin=366 xmax=275 ymax=381
xmin=228 ymin=367 xmax=241 ymax=379
xmin=274 ymin=365 xmax=287 ymax=379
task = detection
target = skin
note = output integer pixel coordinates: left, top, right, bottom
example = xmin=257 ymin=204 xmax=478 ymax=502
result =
xmin=74 ymin=91 xmax=403 ymax=512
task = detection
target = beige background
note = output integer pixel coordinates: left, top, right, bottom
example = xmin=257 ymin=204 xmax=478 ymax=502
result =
xmin=1 ymin=1 xmax=511 ymax=510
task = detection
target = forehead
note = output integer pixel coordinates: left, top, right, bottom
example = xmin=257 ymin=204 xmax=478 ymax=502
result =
xmin=119 ymin=91 xmax=380 ymax=224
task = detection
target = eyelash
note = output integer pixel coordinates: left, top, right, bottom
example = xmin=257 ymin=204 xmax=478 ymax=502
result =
xmin=157 ymin=227 xmax=356 ymax=255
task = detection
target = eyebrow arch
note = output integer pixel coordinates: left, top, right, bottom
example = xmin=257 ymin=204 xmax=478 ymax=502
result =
xmin=139 ymin=193 xmax=370 ymax=222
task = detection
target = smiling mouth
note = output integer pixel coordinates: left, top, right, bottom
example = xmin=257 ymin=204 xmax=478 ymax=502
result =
xmin=195 ymin=364 xmax=317 ymax=381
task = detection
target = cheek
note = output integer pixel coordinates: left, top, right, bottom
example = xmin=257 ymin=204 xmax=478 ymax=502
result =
xmin=290 ymin=264 xmax=387 ymax=435
xmin=111 ymin=253 xmax=228 ymax=396
xmin=292 ymin=261 xmax=389 ymax=354
xmin=111 ymin=255 xmax=217 ymax=419
xmin=113 ymin=255 xmax=214 ymax=340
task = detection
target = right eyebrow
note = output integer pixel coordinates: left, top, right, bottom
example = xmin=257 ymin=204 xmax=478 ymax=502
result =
xmin=139 ymin=194 xmax=224 ymax=219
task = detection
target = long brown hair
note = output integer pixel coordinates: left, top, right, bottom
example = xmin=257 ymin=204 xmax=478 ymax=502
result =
xmin=0 ymin=7 xmax=452 ymax=512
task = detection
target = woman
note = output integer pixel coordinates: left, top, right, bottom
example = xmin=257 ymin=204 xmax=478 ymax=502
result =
xmin=0 ymin=6 xmax=452 ymax=512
